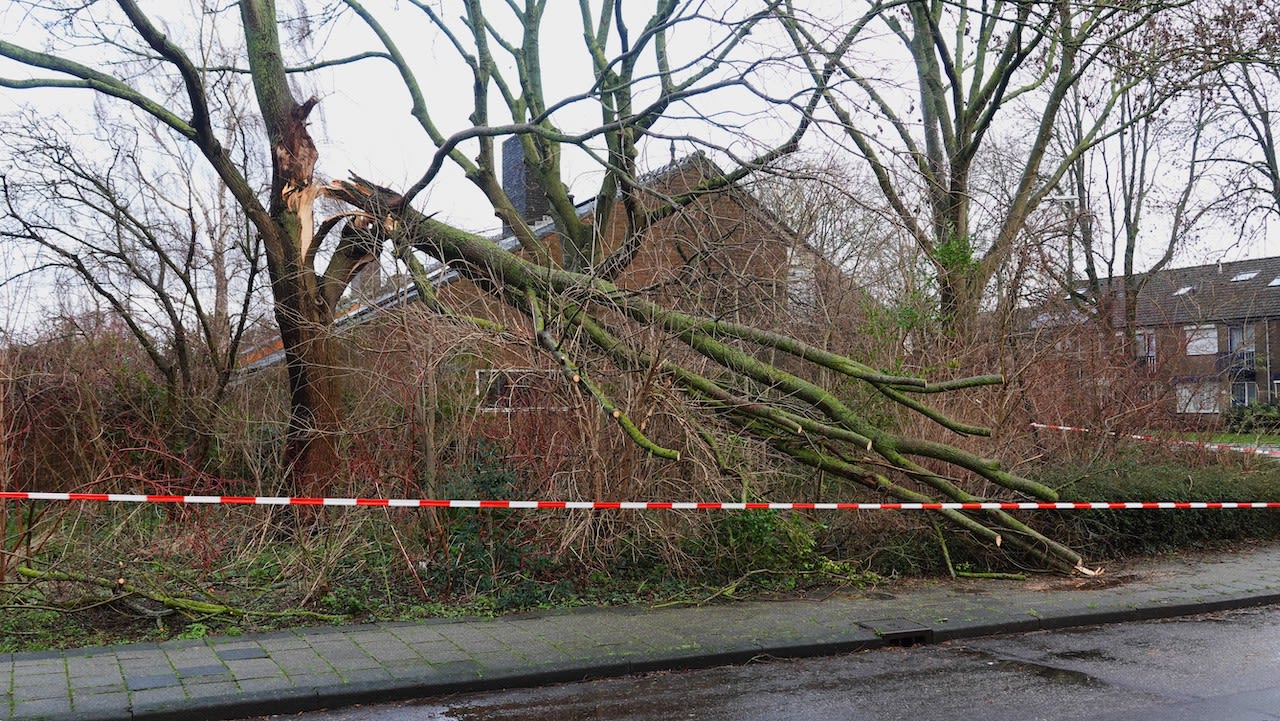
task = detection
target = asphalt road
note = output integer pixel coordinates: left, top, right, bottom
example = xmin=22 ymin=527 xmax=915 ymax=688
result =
xmin=252 ymin=605 xmax=1280 ymax=721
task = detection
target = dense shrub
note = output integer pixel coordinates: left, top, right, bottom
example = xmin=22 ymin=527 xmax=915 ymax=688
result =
xmin=1036 ymin=453 xmax=1280 ymax=558
xmin=1221 ymin=403 xmax=1280 ymax=434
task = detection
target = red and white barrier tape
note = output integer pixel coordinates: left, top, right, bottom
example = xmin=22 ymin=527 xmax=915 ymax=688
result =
xmin=4 ymin=421 xmax=1275 ymax=511
xmin=1 ymin=491 xmax=1277 ymax=510
xmin=1031 ymin=422 xmax=1280 ymax=458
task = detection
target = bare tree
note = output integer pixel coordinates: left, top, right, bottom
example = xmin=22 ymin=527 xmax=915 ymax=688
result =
xmin=1 ymin=113 xmax=263 ymax=432
xmin=0 ymin=1 xmax=387 ymax=487
xmin=1213 ymin=62 xmax=1280 ymax=228
xmin=748 ymin=156 xmax=932 ymax=359
xmin=778 ymin=0 xmax=1201 ymax=333
xmin=1057 ymin=74 xmax=1227 ymax=335
xmin=750 ymin=158 xmax=917 ymax=291
xmin=1020 ymin=0 xmax=1280 ymax=342
xmin=1182 ymin=0 xmax=1280 ymax=227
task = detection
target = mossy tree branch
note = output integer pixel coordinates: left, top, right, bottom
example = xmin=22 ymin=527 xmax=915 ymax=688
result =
xmin=328 ymin=174 xmax=1090 ymax=574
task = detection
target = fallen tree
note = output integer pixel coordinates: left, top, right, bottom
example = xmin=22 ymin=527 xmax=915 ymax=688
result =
xmin=328 ymin=176 xmax=1094 ymax=575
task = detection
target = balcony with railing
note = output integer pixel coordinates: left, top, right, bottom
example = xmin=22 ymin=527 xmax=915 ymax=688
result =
xmin=1216 ymin=349 xmax=1256 ymax=378
xmin=1135 ymin=354 xmax=1157 ymax=374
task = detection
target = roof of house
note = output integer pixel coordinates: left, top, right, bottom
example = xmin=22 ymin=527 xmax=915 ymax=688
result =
xmin=240 ymin=151 xmax=806 ymax=371
xmin=1120 ymin=256 xmax=1280 ymax=327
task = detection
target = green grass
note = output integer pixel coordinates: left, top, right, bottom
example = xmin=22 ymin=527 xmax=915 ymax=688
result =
xmin=1128 ymin=430 xmax=1280 ymax=446
xmin=1204 ymin=432 xmax=1280 ymax=446
xmin=1125 ymin=430 xmax=1280 ymax=447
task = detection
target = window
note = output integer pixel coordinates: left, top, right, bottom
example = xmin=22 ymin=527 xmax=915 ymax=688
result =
xmin=1176 ymin=382 xmax=1219 ymax=414
xmin=1232 ymin=381 xmax=1259 ymax=407
xmin=786 ymin=247 xmax=818 ymax=310
xmin=475 ymin=368 xmax=567 ymax=412
xmin=1225 ymin=325 xmax=1257 ymax=374
xmin=1228 ymin=324 xmax=1256 ymax=352
xmin=1134 ymin=328 xmax=1156 ymax=372
xmin=1183 ymin=325 xmax=1218 ymax=356
xmin=1231 ymin=271 xmax=1260 ymax=282
xmin=1134 ymin=328 xmax=1156 ymax=357
xmin=786 ymin=263 xmax=818 ymax=309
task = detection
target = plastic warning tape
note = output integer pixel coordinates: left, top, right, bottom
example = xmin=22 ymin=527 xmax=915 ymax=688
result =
xmin=1 ymin=492 xmax=1278 ymax=510
xmin=1031 ymin=422 xmax=1280 ymax=457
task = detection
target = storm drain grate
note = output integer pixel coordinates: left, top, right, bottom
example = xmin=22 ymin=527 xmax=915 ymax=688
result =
xmin=858 ymin=618 xmax=934 ymax=646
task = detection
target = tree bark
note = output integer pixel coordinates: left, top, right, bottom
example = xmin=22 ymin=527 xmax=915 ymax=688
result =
xmin=240 ymin=0 xmax=342 ymax=490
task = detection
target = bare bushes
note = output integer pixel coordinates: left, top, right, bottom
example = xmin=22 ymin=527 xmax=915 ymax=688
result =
xmin=338 ymin=307 xmax=819 ymax=586
xmin=1 ymin=302 xmax=875 ymax=650
xmin=6 ymin=286 xmax=1130 ymax=646
xmin=1006 ymin=312 xmax=1188 ymax=432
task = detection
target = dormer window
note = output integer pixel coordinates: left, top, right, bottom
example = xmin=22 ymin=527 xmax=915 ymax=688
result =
xmin=1231 ymin=271 xmax=1260 ymax=282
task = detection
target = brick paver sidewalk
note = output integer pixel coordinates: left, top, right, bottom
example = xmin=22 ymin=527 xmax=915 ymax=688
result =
xmin=5 ymin=544 xmax=1280 ymax=721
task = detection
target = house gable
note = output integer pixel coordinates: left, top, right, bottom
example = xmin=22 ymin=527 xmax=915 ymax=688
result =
xmin=241 ymin=152 xmax=833 ymax=371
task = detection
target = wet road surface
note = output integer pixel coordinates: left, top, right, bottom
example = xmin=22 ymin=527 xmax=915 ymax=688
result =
xmin=254 ymin=605 xmax=1280 ymax=720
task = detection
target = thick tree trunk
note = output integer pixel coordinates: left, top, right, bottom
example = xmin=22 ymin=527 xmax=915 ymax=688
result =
xmin=276 ymin=299 xmax=342 ymax=494
xmin=0 ymin=350 xmax=8 ymax=492
xmin=938 ymin=270 xmax=983 ymax=338
xmin=259 ymin=172 xmax=343 ymax=493
xmin=241 ymin=0 xmax=344 ymax=492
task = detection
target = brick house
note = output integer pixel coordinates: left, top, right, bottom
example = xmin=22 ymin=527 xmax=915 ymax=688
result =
xmin=1033 ymin=256 xmax=1280 ymax=417
xmin=242 ymin=139 xmax=848 ymax=411
xmin=437 ymin=141 xmax=834 ymax=329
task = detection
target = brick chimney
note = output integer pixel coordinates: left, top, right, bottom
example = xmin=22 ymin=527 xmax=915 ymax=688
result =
xmin=501 ymin=136 xmax=550 ymax=232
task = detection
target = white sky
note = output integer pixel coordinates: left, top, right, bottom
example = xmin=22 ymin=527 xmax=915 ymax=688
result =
xmin=300 ymin=0 xmax=799 ymax=233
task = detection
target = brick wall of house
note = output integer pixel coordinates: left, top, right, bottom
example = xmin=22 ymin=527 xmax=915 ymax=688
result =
xmin=1265 ymin=319 xmax=1280 ymax=403
xmin=436 ymin=155 xmax=799 ymax=330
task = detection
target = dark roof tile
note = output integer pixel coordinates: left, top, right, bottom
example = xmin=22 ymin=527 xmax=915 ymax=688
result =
xmin=1119 ymin=256 xmax=1280 ymax=326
